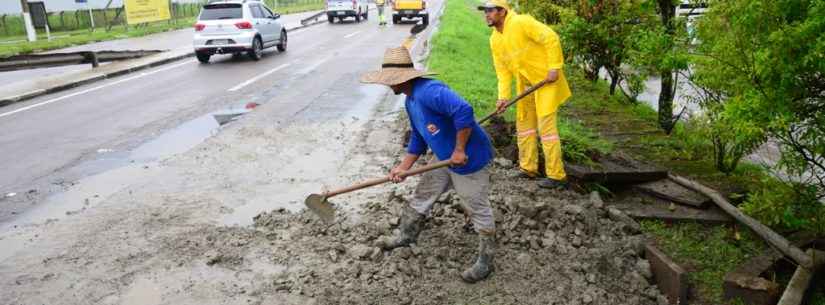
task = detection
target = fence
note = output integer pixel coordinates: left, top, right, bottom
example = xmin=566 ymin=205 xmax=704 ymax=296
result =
xmin=0 ymin=0 xmax=324 ymax=37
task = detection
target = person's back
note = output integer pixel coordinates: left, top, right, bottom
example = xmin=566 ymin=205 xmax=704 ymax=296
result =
xmin=404 ymin=78 xmax=493 ymax=175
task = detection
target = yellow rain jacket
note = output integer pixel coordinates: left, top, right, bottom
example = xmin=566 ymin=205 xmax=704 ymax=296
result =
xmin=490 ymin=12 xmax=571 ymax=117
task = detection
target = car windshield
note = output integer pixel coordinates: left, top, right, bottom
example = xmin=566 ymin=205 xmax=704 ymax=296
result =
xmin=200 ymin=4 xmax=243 ymax=20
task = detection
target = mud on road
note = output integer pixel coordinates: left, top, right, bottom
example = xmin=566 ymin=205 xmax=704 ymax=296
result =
xmin=1 ymin=82 xmax=667 ymax=305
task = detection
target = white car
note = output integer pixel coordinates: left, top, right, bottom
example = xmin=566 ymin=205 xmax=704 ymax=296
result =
xmin=193 ymin=0 xmax=287 ymax=63
xmin=326 ymin=0 xmax=369 ymax=23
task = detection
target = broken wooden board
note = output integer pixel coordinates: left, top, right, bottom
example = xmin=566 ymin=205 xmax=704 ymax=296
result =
xmin=614 ymin=195 xmax=733 ymax=225
xmin=723 ymin=232 xmax=822 ymax=305
xmin=566 ymin=154 xmax=667 ymax=184
xmin=776 ymin=249 xmax=825 ymax=305
xmin=634 ymin=179 xmax=712 ymax=209
xmin=646 ymin=244 xmax=690 ymax=305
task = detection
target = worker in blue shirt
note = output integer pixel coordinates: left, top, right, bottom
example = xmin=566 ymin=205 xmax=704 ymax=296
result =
xmin=361 ymin=47 xmax=496 ymax=283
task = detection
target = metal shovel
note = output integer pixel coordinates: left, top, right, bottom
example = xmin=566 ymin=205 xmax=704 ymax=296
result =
xmin=304 ymin=80 xmax=550 ymax=223
xmin=305 ymin=160 xmax=452 ymax=223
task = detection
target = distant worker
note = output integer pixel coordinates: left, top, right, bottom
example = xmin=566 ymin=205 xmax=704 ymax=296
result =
xmin=480 ymin=0 xmax=572 ymax=189
xmin=376 ymin=0 xmax=388 ymax=26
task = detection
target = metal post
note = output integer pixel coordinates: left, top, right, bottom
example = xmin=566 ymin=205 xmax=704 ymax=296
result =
xmin=1 ymin=15 xmax=7 ymax=36
xmin=20 ymin=0 xmax=37 ymax=42
xmin=88 ymin=5 xmax=95 ymax=31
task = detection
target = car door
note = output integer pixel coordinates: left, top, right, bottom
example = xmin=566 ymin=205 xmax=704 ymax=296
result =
xmin=261 ymin=5 xmax=283 ymax=43
xmin=248 ymin=4 xmax=271 ymax=43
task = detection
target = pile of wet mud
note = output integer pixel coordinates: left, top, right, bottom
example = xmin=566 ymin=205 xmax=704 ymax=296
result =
xmin=251 ymin=163 xmax=668 ymax=305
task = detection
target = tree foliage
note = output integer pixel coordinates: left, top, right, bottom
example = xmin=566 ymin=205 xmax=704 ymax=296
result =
xmin=693 ymin=0 xmax=825 ymax=197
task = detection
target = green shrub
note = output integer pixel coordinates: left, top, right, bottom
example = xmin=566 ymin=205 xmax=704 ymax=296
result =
xmin=741 ymin=178 xmax=825 ymax=234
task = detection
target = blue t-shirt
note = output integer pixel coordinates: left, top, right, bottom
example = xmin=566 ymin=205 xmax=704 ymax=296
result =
xmin=405 ymin=78 xmax=494 ymax=175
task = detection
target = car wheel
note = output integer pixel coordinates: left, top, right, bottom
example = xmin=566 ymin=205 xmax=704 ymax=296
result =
xmin=422 ymin=14 xmax=429 ymax=26
xmin=277 ymin=30 xmax=287 ymax=52
xmin=328 ymin=15 xmax=334 ymax=23
xmin=196 ymin=52 xmax=210 ymax=63
xmin=392 ymin=15 xmax=399 ymax=24
xmin=248 ymin=37 xmax=263 ymax=61
xmin=364 ymin=10 xmax=368 ymax=20
xmin=355 ymin=11 xmax=361 ymax=22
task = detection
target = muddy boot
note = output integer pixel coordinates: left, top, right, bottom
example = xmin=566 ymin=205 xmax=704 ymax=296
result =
xmin=377 ymin=206 xmax=424 ymax=250
xmin=461 ymin=232 xmax=495 ymax=283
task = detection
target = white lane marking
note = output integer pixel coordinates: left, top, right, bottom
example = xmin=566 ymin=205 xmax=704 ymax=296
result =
xmin=344 ymin=31 xmax=362 ymax=38
xmin=0 ymin=60 xmax=196 ymax=119
xmin=227 ymin=63 xmax=292 ymax=92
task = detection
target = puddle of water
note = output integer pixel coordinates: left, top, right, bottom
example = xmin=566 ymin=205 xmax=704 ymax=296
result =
xmin=130 ymin=114 xmax=221 ymax=162
xmin=3 ymin=104 xmax=254 ymax=230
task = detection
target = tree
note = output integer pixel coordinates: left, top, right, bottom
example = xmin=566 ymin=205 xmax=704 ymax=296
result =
xmin=558 ymin=0 xmax=655 ymax=98
xmin=694 ymin=0 xmax=825 ymax=197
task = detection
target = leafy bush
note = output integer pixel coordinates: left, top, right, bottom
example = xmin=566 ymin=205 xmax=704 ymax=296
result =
xmin=741 ymin=178 xmax=825 ymax=234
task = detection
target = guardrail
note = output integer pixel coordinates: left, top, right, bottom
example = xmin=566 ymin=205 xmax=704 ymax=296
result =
xmin=0 ymin=50 xmax=163 ymax=72
xmin=300 ymin=11 xmax=327 ymax=25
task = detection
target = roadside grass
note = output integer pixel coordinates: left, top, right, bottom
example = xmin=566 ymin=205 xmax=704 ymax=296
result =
xmin=427 ymin=0 xmax=822 ymax=304
xmin=640 ymin=220 xmax=765 ymax=303
xmin=427 ymin=0 xmax=612 ymax=164
xmin=0 ymin=17 xmax=197 ymax=58
xmin=0 ymin=3 xmax=323 ymax=58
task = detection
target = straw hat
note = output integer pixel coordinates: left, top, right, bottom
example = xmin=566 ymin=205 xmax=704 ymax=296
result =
xmin=360 ymin=47 xmax=435 ymax=86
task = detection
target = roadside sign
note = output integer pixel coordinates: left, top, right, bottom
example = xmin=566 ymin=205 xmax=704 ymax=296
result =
xmin=124 ymin=0 xmax=171 ymax=25
xmin=27 ymin=2 xmax=48 ymax=29
xmin=75 ymin=0 xmax=88 ymax=3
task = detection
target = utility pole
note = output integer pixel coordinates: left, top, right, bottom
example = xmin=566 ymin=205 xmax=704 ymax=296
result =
xmin=20 ymin=0 xmax=37 ymax=42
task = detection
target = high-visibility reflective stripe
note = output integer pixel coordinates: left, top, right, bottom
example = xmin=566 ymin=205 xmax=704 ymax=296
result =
xmin=517 ymin=129 xmax=536 ymax=137
xmin=541 ymin=134 xmax=560 ymax=142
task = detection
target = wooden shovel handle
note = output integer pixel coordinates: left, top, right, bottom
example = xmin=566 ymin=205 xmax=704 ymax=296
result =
xmin=478 ymin=79 xmax=550 ymax=125
xmin=324 ymin=160 xmax=452 ymax=198
xmin=321 ymin=80 xmax=547 ymax=199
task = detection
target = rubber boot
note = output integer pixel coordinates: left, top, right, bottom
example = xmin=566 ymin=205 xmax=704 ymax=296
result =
xmin=461 ymin=231 xmax=495 ymax=283
xmin=377 ymin=205 xmax=424 ymax=250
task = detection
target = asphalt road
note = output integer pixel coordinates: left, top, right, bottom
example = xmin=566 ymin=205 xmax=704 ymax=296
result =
xmin=0 ymin=10 xmax=323 ymax=90
xmin=0 ymin=6 xmax=440 ymax=222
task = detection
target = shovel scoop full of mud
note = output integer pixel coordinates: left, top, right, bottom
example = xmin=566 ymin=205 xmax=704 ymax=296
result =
xmin=304 ymin=161 xmax=451 ymax=224
xmin=305 ymin=193 xmax=336 ymax=224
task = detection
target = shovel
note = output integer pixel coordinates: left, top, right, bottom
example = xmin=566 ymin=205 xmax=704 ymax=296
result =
xmin=305 ymin=160 xmax=452 ymax=223
xmin=304 ymin=72 xmax=551 ymax=223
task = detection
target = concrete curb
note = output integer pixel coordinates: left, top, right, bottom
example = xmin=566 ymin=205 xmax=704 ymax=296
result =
xmin=0 ymin=20 xmax=327 ymax=108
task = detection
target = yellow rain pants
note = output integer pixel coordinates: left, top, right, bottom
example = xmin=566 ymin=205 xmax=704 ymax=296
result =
xmin=515 ymin=76 xmax=566 ymax=180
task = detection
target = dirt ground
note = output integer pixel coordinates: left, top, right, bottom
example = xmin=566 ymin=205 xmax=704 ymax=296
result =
xmin=0 ymin=85 xmax=667 ymax=304
xmin=1 ymin=22 xmax=667 ymax=304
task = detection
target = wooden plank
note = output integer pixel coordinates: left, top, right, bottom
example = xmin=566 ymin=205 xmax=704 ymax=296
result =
xmin=723 ymin=272 xmax=780 ymax=305
xmin=723 ymin=232 xmax=821 ymax=305
xmin=646 ymin=244 xmax=689 ymax=305
xmin=566 ymin=153 xmax=668 ymax=185
xmin=614 ymin=198 xmax=733 ymax=225
xmin=776 ymin=249 xmax=825 ymax=305
xmin=634 ymin=179 xmax=711 ymax=209
xmin=669 ymin=174 xmax=814 ymax=269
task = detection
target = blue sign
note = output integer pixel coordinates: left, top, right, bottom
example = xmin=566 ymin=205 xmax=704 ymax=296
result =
xmin=75 ymin=0 xmax=88 ymax=3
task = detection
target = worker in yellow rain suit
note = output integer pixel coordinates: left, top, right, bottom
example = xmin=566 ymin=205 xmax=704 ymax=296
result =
xmin=376 ymin=0 xmax=387 ymax=26
xmin=479 ymin=0 xmax=572 ymax=189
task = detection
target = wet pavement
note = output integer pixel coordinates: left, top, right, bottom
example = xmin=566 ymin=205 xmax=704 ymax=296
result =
xmin=0 ymin=4 xmax=430 ymax=228
xmin=0 ymin=10 xmax=325 ymax=93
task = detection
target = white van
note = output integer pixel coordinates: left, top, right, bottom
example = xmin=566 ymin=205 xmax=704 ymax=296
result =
xmin=326 ymin=0 xmax=369 ymax=23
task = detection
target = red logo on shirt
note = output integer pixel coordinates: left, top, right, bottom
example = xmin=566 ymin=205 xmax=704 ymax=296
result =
xmin=427 ymin=123 xmax=440 ymax=135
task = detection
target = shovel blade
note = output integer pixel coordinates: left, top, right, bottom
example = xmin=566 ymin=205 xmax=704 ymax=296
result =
xmin=305 ymin=193 xmax=336 ymax=224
